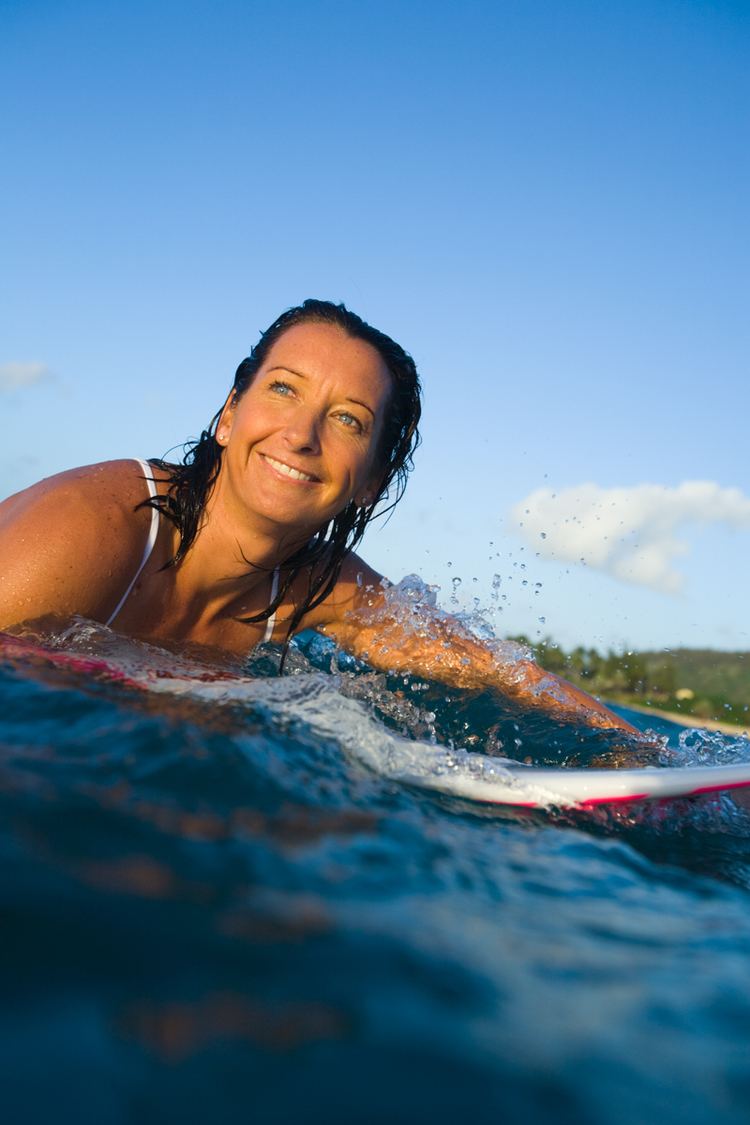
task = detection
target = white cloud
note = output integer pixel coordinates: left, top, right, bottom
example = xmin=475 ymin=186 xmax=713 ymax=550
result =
xmin=0 ymin=362 xmax=52 ymax=392
xmin=512 ymin=481 xmax=750 ymax=595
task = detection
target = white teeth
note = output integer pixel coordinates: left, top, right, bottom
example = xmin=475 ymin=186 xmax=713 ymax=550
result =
xmin=264 ymin=455 xmax=316 ymax=482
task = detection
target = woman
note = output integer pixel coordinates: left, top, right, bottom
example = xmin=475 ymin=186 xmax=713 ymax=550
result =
xmin=0 ymin=300 xmax=640 ymax=738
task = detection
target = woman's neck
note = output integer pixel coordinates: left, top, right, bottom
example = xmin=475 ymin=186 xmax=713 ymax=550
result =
xmin=172 ymin=503 xmax=307 ymax=617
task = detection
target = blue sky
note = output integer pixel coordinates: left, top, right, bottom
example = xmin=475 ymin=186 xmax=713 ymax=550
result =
xmin=2 ymin=0 xmax=748 ymax=652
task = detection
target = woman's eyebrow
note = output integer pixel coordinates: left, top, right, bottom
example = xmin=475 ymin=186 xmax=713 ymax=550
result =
xmin=345 ymin=397 xmax=375 ymax=418
xmin=267 ymin=365 xmax=307 ymax=379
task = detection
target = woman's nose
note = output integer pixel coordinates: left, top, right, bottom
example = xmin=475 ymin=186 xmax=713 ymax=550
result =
xmin=283 ymin=407 xmax=321 ymax=453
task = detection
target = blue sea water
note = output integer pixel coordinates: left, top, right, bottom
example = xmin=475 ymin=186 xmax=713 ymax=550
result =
xmin=2 ymin=623 xmax=750 ymax=1125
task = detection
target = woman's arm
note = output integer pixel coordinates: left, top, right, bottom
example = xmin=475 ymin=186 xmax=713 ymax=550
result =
xmin=0 ymin=461 xmax=154 ymax=630
xmin=307 ymin=557 xmax=643 ymax=738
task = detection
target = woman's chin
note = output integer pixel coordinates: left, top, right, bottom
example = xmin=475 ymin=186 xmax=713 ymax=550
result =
xmin=249 ymin=486 xmax=351 ymax=534
xmin=249 ymin=498 xmax=331 ymax=539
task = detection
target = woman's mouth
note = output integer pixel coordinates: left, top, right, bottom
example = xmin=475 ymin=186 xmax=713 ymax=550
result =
xmin=261 ymin=454 xmax=319 ymax=483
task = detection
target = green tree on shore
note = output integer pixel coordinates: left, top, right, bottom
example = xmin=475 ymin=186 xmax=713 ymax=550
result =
xmin=511 ymin=637 xmax=748 ymax=727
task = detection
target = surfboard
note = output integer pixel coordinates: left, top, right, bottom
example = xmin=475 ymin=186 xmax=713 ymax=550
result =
xmin=399 ymin=759 xmax=750 ymax=809
xmin=3 ymin=632 xmax=749 ymax=809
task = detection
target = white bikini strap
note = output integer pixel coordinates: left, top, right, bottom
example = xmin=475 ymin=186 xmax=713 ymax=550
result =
xmin=262 ymin=567 xmax=280 ymax=643
xmin=106 ymin=459 xmax=160 ymax=627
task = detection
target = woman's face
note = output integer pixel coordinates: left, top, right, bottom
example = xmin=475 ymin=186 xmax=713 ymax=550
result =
xmin=217 ymin=322 xmax=392 ymax=538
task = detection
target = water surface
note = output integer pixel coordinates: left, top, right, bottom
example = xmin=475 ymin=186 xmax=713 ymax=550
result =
xmin=2 ymin=624 xmax=750 ymax=1125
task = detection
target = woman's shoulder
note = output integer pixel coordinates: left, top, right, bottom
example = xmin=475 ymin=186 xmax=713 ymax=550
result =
xmin=4 ymin=459 xmax=168 ymax=508
xmin=0 ymin=458 xmax=170 ymax=629
xmin=3 ymin=458 xmax=169 ymax=513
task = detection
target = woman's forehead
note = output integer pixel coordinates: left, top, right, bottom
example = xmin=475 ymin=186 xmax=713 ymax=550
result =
xmin=262 ymin=322 xmax=392 ymax=399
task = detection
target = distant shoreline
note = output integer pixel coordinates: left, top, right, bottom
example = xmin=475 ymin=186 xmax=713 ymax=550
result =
xmin=609 ymin=699 xmax=749 ymax=737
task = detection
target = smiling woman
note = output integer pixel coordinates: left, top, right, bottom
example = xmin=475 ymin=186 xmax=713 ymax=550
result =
xmin=211 ymin=317 xmax=394 ymax=616
xmin=0 ymin=299 xmax=640 ymax=738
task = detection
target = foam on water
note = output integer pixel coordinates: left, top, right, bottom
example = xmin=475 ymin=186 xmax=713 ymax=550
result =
xmin=14 ymin=617 xmax=750 ymax=812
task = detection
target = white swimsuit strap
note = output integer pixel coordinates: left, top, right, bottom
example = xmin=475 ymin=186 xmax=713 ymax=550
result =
xmin=262 ymin=567 xmax=280 ymax=643
xmin=106 ymin=459 xmax=160 ymax=627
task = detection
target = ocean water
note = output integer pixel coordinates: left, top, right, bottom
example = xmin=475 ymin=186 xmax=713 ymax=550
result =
xmin=2 ymin=622 xmax=750 ymax=1125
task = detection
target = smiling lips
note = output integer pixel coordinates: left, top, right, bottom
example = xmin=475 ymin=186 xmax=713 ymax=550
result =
xmin=261 ymin=453 xmax=320 ymax=483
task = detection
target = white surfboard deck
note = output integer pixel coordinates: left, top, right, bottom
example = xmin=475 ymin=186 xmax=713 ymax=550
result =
xmin=400 ymin=760 xmax=750 ymax=809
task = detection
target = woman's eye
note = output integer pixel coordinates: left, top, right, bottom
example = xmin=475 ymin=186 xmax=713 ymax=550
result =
xmin=335 ymin=411 xmax=363 ymax=432
xmin=269 ymin=380 xmax=294 ymax=397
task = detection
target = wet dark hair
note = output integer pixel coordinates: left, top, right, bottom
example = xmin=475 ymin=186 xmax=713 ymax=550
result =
xmin=145 ymin=299 xmax=421 ymax=666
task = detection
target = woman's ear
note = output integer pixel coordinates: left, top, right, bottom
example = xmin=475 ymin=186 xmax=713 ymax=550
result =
xmin=216 ymin=391 xmax=237 ymax=446
xmin=360 ymin=467 xmax=387 ymax=507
